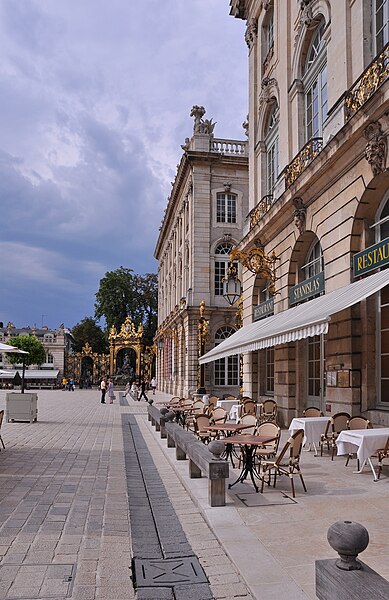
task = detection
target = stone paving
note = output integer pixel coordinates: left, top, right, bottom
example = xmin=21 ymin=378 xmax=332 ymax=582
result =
xmin=0 ymin=390 xmax=254 ymax=600
xmin=1 ymin=389 xmax=389 ymax=600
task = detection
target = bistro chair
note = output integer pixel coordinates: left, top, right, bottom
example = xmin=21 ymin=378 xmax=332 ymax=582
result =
xmin=376 ymin=436 xmax=389 ymax=480
xmin=258 ymin=399 xmax=278 ymax=424
xmin=303 ymin=406 xmax=323 ymax=417
xmin=209 ymin=407 xmax=228 ymax=425
xmin=319 ymin=412 xmax=351 ymax=460
xmin=0 ymin=410 xmax=5 ymax=450
xmin=184 ymin=399 xmax=205 ymax=430
xmin=223 ymin=394 xmax=237 ymax=401
xmin=237 ymin=413 xmax=257 ymax=434
xmin=241 ymin=400 xmax=256 ymax=416
xmin=208 ymin=396 xmax=219 ymax=411
xmin=255 ymin=422 xmax=281 ymax=462
xmin=193 ymin=414 xmax=211 ymax=443
xmin=260 ymin=429 xmax=307 ymax=498
xmin=345 ymin=416 xmax=371 ymax=468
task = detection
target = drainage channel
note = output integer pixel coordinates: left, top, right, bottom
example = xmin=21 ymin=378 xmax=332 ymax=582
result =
xmin=122 ymin=414 xmax=214 ymax=600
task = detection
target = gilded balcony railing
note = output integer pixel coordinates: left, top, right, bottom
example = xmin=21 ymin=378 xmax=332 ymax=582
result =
xmin=345 ymin=42 xmax=389 ymax=120
xmin=284 ymin=137 xmax=323 ymax=188
xmin=249 ymin=195 xmax=274 ymax=229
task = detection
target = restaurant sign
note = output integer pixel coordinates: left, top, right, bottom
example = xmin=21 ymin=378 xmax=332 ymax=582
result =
xmin=289 ymin=271 xmax=325 ymax=306
xmin=253 ymin=298 xmax=274 ymax=321
xmin=353 ymin=238 xmax=389 ymax=278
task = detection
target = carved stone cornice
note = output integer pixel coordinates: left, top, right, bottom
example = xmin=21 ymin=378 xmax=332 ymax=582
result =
xmin=294 ymin=0 xmax=315 ymax=47
xmin=364 ymin=121 xmax=387 ymax=177
xmin=245 ymin=18 xmax=258 ymax=49
xmin=259 ymin=77 xmax=279 ymax=107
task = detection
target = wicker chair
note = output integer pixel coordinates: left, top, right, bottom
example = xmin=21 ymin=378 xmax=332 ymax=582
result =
xmin=241 ymin=400 xmax=256 ymax=416
xmin=377 ymin=436 xmax=389 ymax=479
xmin=208 ymin=396 xmax=219 ymax=411
xmin=345 ymin=416 xmax=371 ymax=468
xmin=260 ymin=429 xmax=307 ymax=498
xmin=303 ymin=406 xmax=323 ymax=417
xmin=193 ymin=414 xmax=211 ymax=443
xmin=209 ymin=407 xmax=228 ymax=425
xmin=236 ymin=413 xmax=257 ymax=434
xmin=319 ymin=412 xmax=351 ymax=460
xmin=255 ymin=422 xmax=281 ymax=462
xmin=0 ymin=410 xmax=5 ymax=450
xmin=258 ymin=399 xmax=277 ymax=424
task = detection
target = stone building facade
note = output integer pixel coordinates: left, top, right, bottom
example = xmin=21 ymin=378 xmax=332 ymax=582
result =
xmin=154 ymin=107 xmax=249 ymax=398
xmin=200 ymin=0 xmax=389 ymax=425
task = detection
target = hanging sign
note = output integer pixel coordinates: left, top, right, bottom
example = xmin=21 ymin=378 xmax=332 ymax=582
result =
xmin=289 ymin=271 xmax=325 ymax=306
xmin=353 ymin=238 xmax=389 ymax=278
xmin=253 ymin=298 xmax=274 ymax=321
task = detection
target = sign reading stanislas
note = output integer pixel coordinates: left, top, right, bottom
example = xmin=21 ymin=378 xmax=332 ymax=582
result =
xmin=289 ymin=271 xmax=325 ymax=306
xmin=353 ymin=238 xmax=389 ymax=277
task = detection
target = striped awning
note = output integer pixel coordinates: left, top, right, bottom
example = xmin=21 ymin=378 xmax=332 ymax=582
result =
xmin=199 ymin=268 xmax=389 ymax=364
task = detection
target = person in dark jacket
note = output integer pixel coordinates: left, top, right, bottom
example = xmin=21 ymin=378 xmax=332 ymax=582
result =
xmin=138 ymin=379 xmax=148 ymax=402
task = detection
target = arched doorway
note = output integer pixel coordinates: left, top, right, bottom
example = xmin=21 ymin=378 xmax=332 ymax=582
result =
xmin=80 ymin=356 xmax=93 ymax=388
xmin=115 ymin=347 xmax=137 ymax=383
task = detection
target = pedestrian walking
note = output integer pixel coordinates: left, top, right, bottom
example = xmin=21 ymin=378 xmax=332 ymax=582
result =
xmin=68 ymin=378 xmax=75 ymax=391
xmin=123 ymin=381 xmax=131 ymax=397
xmin=138 ymin=379 xmax=148 ymax=402
xmin=62 ymin=377 xmax=67 ymax=390
xmin=130 ymin=381 xmax=138 ymax=401
xmin=150 ymin=377 xmax=157 ymax=395
xmin=100 ymin=378 xmax=106 ymax=403
xmin=107 ymin=378 xmax=115 ymax=404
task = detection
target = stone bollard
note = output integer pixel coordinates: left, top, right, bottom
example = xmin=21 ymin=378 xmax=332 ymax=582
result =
xmin=159 ymin=408 xmax=168 ymax=439
xmin=316 ymin=521 xmax=389 ymax=600
xmin=165 ymin=412 xmax=176 ymax=448
xmin=208 ymin=440 xmax=225 ymax=460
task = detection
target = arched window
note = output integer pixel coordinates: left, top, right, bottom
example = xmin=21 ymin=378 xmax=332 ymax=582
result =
xmin=374 ymin=0 xmax=389 ymax=54
xmin=217 ymin=192 xmax=237 ymax=223
xmin=303 ymin=20 xmax=327 ymax=140
xmin=264 ymin=103 xmax=279 ymax=195
xmin=214 ymin=242 xmax=234 ymax=296
xmin=214 ymin=326 xmax=239 ymax=386
xmin=46 ymin=353 xmax=54 ymax=364
xmin=303 ymin=240 xmax=323 ymax=281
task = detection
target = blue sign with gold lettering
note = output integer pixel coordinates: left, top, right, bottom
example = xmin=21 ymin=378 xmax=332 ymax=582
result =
xmin=289 ymin=271 xmax=325 ymax=306
xmin=353 ymin=238 xmax=389 ymax=277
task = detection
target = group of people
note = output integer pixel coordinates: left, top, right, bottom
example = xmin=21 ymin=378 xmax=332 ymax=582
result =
xmin=62 ymin=377 xmax=75 ymax=391
xmin=99 ymin=376 xmax=157 ymax=404
xmin=99 ymin=377 xmax=115 ymax=404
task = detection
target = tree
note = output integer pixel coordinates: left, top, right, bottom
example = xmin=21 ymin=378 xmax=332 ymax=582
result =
xmin=94 ymin=267 xmax=158 ymax=345
xmin=7 ymin=335 xmax=46 ymax=367
xmin=72 ymin=317 xmax=108 ymax=354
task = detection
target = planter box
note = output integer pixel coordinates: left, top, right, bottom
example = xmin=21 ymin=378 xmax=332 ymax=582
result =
xmin=6 ymin=392 xmax=38 ymax=423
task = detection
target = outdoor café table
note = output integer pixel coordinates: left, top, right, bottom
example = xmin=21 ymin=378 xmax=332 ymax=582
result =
xmin=216 ymin=399 xmax=238 ymax=414
xmin=205 ymin=423 xmax=255 ymax=467
xmin=336 ymin=427 xmax=389 ymax=481
xmin=289 ymin=416 xmax=330 ymax=455
xmin=228 ymin=404 xmax=241 ymax=423
xmin=224 ymin=434 xmax=277 ymax=493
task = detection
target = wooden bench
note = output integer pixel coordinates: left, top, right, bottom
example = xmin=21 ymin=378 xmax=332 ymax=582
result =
xmin=147 ymin=405 xmax=229 ymax=507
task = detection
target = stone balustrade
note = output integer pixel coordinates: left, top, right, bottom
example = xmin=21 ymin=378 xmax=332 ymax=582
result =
xmin=210 ymin=138 xmax=248 ymax=156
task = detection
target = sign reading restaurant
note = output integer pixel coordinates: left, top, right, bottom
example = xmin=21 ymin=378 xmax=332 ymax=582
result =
xmin=353 ymin=237 xmax=389 ymax=278
xmin=253 ymin=298 xmax=274 ymax=321
xmin=289 ymin=271 xmax=325 ymax=306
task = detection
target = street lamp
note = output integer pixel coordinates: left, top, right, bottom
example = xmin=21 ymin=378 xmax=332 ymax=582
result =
xmin=222 ymin=263 xmax=242 ymax=306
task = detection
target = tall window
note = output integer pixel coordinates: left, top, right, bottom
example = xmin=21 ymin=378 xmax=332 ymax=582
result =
xmin=304 ymin=240 xmax=323 ymax=280
xmin=214 ymin=242 xmax=233 ymax=296
xmin=377 ymin=197 xmax=389 ymax=405
xmin=216 ymin=193 xmax=237 ymax=223
xmin=375 ymin=0 xmax=389 ymax=54
xmin=265 ymin=347 xmax=274 ymax=393
xmin=214 ymin=326 xmax=239 ymax=386
xmin=265 ymin=103 xmax=279 ymax=195
xmin=46 ymin=353 xmax=54 ymax=364
xmin=303 ymin=21 xmax=327 ymax=140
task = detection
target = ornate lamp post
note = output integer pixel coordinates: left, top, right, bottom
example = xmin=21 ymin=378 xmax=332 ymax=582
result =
xmin=197 ymin=300 xmax=209 ymax=394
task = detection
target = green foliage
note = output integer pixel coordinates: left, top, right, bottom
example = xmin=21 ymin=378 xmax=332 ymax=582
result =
xmin=72 ymin=317 xmax=108 ymax=354
xmin=94 ymin=267 xmax=158 ymax=346
xmin=7 ymin=335 xmax=46 ymax=366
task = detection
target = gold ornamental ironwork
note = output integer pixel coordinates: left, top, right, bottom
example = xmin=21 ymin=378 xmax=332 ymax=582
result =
xmin=345 ymin=43 xmax=389 ymax=120
xmin=230 ymin=245 xmax=278 ymax=295
xmin=249 ymin=195 xmax=274 ymax=230
xmin=284 ymin=137 xmax=323 ymax=188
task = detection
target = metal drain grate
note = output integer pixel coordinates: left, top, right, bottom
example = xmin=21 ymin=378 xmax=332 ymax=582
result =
xmin=133 ymin=557 xmax=208 ymax=588
xmin=0 ymin=563 xmax=75 ymax=599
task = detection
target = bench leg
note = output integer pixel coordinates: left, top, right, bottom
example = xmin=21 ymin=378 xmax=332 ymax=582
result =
xmin=167 ymin=435 xmax=176 ymax=448
xmin=155 ymin=421 xmax=160 ymax=432
xmin=189 ymin=459 xmax=201 ymax=478
xmin=176 ymin=445 xmax=186 ymax=460
xmin=209 ymin=479 xmax=226 ymax=507
xmin=160 ymin=422 xmax=167 ymax=439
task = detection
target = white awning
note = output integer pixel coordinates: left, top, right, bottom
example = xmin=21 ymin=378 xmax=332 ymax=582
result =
xmin=0 ymin=369 xmax=59 ymax=379
xmin=199 ymin=269 xmax=389 ymax=364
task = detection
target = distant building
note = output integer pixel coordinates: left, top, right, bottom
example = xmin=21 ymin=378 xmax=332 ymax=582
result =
xmin=154 ymin=107 xmax=249 ymax=398
xmin=0 ymin=322 xmax=73 ymax=388
xmin=200 ymin=1 xmax=389 ymax=424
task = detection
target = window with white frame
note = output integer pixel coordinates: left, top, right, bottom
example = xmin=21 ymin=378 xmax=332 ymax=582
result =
xmin=374 ymin=0 xmax=389 ymax=54
xmin=265 ymin=347 xmax=274 ymax=393
xmin=376 ymin=196 xmax=389 ymax=405
xmin=214 ymin=242 xmax=233 ymax=296
xmin=303 ymin=20 xmax=327 ymax=141
xmin=46 ymin=353 xmax=54 ymax=364
xmin=216 ymin=193 xmax=237 ymax=224
xmin=214 ymin=326 xmax=239 ymax=386
xmin=262 ymin=4 xmax=274 ymax=67
xmin=265 ymin=103 xmax=279 ymax=195
xmin=303 ymin=240 xmax=323 ymax=280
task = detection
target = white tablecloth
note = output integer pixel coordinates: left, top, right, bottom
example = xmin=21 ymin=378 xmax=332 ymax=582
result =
xmin=289 ymin=417 xmax=330 ymax=445
xmin=336 ymin=428 xmax=389 ymax=464
xmin=216 ymin=400 xmax=238 ymax=413
xmin=228 ymin=404 xmax=241 ymax=422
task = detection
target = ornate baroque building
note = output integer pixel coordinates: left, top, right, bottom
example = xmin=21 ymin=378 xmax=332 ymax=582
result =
xmin=200 ymin=0 xmax=389 ymax=425
xmin=154 ymin=107 xmax=249 ymax=397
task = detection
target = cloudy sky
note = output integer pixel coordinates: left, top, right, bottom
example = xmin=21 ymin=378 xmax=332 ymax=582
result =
xmin=0 ymin=0 xmax=247 ymax=330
